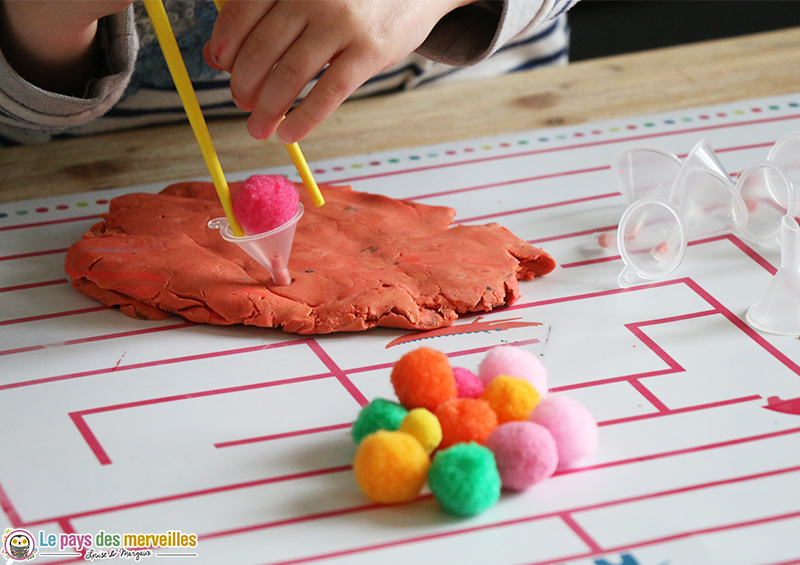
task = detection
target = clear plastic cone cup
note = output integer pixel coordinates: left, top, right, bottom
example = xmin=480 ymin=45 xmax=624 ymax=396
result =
xmin=683 ymin=138 xmax=730 ymax=178
xmin=736 ymin=161 xmax=795 ymax=244
xmin=617 ymin=197 xmax=687 ymax=288
xmin=208 ymin=203 xmax=304 ymax=286
xmin=747 ymin=216 xmax=800 ymax=335
xmin=679 ymin=167 xmax=747 ymax=239
xmin=672 ymin=139 xmax=732 ymax=204
xmin=768 ymin=132 xmax=800 ymax=202
xmin=611 ymin=146 xmax=683 ymax=203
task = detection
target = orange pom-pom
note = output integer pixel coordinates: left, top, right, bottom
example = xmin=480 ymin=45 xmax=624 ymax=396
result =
xmin=353 ymin=431 xmax=430 ymax=504
xmin=480 ymin=375 xmax=541 ymax=424
xmin=390 ymin=347 xmax=457 ymax=411
xmin=435 ymin=398 xmax=498 ymax=450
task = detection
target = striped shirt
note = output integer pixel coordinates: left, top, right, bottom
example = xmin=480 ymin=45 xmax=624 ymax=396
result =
xmin=0 ymin=0 xmax=576 ymax=146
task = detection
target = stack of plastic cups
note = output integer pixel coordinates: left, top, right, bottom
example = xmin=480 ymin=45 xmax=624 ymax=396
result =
xmin=746 ymin=132 xmax=800 ymax=335
xmin=610 ymin=138 xmax=794 ymax=288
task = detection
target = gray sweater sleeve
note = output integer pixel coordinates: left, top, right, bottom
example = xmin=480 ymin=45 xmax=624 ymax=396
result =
xmin=0 ymin=7 xmax=137 ymax=138
xmin=417 ymin=0 xmax=570 ymax=66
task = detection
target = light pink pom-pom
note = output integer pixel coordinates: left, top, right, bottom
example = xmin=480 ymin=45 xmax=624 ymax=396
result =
xmin=530 ymin=394 xmax=597 ymax=469
xmin=233 ymin=174 xmax=299 ymax=235
xmin=485 ymin=421 xmax=558 ymax=490
xmin=452 ymin=367 xmax=484 ymax=399
xmin=478 ymin=345 xmax=548 ymax=394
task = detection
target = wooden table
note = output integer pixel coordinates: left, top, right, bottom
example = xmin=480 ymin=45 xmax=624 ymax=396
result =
xmin=2 ymin=27 xmax=800 ymax=204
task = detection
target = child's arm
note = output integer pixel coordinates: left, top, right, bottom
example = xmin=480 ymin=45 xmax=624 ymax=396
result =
xmin=0 ymin=0 xmax=133 ymax=96
xmin=204 ymin=0 xmax=476 ymax=144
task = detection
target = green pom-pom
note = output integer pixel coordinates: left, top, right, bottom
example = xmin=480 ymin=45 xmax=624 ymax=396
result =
xmin=428 ymin=443 xmax=501 ymax=516
xmin=351 ymin=398 xmax=408 ymax=443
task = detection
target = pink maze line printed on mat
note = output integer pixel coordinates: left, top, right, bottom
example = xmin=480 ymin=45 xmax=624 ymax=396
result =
xmin=67 ymin=370 xmax=338 ymax=466
xmin=66 ymin=338 xmax=365 ymax=465
xmin=0 ymin=321 xmax=195 ymax=359
xmin=0 ymin=278 xmax=68 ymax=293
xmin=0 ymin=247 xmax=70 ymax=262
xmin=0 ymin=306 xmax=107 ymax=328
xmin=558 ymin=233 xmax=778 ymax=274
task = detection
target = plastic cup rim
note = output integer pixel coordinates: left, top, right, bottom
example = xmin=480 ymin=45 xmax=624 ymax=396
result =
xmin=210 ymin=203 xmax=304 ymax=242
xmin=617 ymin=196 xmax=687 ymax=279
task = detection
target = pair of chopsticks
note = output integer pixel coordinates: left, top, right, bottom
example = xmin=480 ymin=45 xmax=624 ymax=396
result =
xmin=142 ymin=0 xmax=324 ymax=238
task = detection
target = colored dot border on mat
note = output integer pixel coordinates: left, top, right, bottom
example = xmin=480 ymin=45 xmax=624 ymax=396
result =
xmin=0 ymin=198 xmax=109 ymax=221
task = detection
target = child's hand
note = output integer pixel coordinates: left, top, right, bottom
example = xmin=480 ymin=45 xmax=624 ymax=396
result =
xmin=0 ymin=0 xmax=134 ymax=95
xmin=205 ymin=0 xmax=470 ymax=143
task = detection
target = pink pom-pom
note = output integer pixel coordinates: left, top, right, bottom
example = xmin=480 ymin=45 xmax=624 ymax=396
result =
xmin=452 ymin=367 xmax=484 ymax=399
xmin=529 ymin=394 xmax=597 ymax=469
xmin=233 ymin=174 xmax=299 ymax=235
xmin=478 ymin=345 xmax=548 ymax=394
xmin=485 ymin=421 xmax=558 ymax=490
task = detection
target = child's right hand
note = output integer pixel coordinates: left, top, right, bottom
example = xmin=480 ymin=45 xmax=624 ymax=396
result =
xmin=0 ymin=0 xmax=134 ymax=95
xmin=204 ymin=0 xmax=472 ymax=144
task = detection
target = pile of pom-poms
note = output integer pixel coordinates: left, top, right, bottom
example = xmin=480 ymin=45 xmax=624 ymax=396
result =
xmin=351 ymin=345 xmax=598 ymax=516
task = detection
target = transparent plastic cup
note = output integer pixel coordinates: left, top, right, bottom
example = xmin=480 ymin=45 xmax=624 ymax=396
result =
xmin=736 ymin=160 xmax=795 ymax=243
xmin=670 ymin=139 xmax=731 ymax=203
xmin=617 ymin=197 xmax=687 ymax=288
xmin=611 ymin=146 xmax=683 ymax=203
xmin=679 ymin=166 xmax=747 ymax=240
xmin=208 ymin=203 xmax=304 ymax=286
xmin=683 ymin=138 xmax=729 ymax=176
xmin=747 ymin=215 xmax=800 ymax=335
xmin=767 ymin=132 xmax=800 ymax=195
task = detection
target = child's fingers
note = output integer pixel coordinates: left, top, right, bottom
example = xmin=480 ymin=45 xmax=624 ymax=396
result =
xmin=206 ymin=1 xmax=275 ymax=72
xmin=245 ymin=32 xmax=339 ymax=140
xmin=275 ymin=49 xmax=376 ymax=144
xmin=228 ymin=6 xmax=309 ymax=112
xmin=202 ymin=42 xmax=222 ymax=71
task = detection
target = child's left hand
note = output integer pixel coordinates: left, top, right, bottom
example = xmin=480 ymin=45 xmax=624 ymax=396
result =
xmin=204 ymin=0 xmax=471 ymax=144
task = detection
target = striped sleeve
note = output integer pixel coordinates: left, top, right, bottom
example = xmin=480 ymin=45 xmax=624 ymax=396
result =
xmin=0 ymin=9 xmax=137 ymax=146
xmin=417 ymin=0 xmax=579 ymax=66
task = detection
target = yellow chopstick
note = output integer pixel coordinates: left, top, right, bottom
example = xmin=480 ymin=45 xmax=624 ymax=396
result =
xmin=213 ymin=0 xmax=324 ymax=207
xmin=283 ymin=122 xmax=325 ymax=207
xmin=143 ymin=0 xmax=244 ymax=236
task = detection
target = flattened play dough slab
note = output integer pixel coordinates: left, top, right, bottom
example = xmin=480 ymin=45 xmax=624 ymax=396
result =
xmin=65 ymin=182 xmax=555 ymax=334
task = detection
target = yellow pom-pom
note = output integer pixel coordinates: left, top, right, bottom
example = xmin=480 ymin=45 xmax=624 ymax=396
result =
xmin=399 ymin=408 xmax=442 ymax=454
xmin=353 ymin=430 xmax=430 ymax=504
xmin=480 ymin=375 xmax=541 ymax=424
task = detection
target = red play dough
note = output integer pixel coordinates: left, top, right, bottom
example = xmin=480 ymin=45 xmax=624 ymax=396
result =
xmin=65 ymin=182 xmax=556 ymax=334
